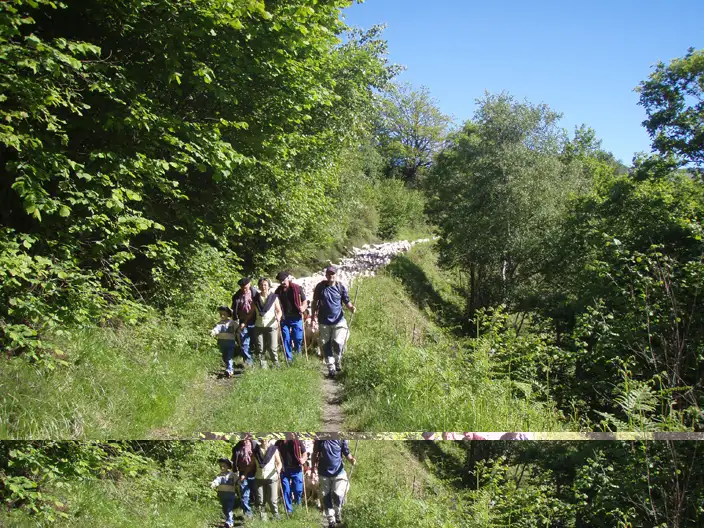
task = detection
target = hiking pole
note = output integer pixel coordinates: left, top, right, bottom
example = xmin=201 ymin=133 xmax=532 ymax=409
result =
xmin=302 ymin=468 xmax=309 ymax=514
xmin=301 ymin=312 xmax=309 ymax=362
xmin=341 ymin=440 xmax=359 ymax=514
xmin=339 ymin=282 xmax=360 ymax=371
xmin=278 ymin=475 xmax=291 ymax=519
xmin=277 ymin=322 xmax=291 ymax=367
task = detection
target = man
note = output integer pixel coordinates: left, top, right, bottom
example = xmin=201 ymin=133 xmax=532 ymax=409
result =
xmin=231 ymin=277 xmax=257 ymax=367
xmin=311 ymin=265 xmax=356 ymax=378
xmin=275 ymin=437 xmax=308 ymax=514
xmin=232 ymin=435 xmax=258 ymax=519
xmin=312 ymin=439 xmax=356 ymax=528
xmin=275 ymin=271 xmax=308 ymax=362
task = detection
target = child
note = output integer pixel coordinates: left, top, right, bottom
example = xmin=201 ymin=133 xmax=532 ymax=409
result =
xmin=210 ymin=457 xmax=237 ymax=528
xmin=211 ymin=306 xmax=237 ymax=377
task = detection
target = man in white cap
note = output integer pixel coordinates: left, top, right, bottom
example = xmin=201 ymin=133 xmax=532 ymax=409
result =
xmin=311 ymin=265 xmax=356 ymax=378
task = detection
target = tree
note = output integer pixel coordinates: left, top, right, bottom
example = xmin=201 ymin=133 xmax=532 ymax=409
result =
xmin=638 ymin=47 xmax=704 ymax=170
xmin=375 ymin=82 xmax=451 ymax=186
xmin=426 ymin=92 xmax=586 ymax=319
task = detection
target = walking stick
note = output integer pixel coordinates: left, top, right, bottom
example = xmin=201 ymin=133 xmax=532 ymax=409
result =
xmin=339 ymin=282 xmax=360 ymax=370
xmin=277 ymin=475 xmax=291 ymax=519
xmin=277 ymin=321 xmax=290 ymax=367
xmin=302 ymin=467 xmax=309 ymax=513
xmin=301 ymin=312 xmax=309 ymax=362
xmin=341 ymin=440 xmax=359 ymax=513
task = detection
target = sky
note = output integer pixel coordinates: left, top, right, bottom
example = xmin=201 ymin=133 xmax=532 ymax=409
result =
xmin=343 ymin=0 xmax=704 ymax=165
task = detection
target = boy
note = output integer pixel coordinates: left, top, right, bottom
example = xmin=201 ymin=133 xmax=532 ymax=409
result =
xmin=211 ymin=306 xmax=237 ymax=377
xmin=211 ymin=457 xmax=237 ymax=528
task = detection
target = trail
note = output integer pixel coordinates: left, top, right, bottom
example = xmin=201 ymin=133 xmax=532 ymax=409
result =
xmin=148 ymin=238 xmax=432 ymax=438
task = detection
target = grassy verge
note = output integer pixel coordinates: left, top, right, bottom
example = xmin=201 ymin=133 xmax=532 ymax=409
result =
xmin=0 ymin=441 xmax=459 ymax=528
xmin=341 ymin=242 xmax=573 ymax=431
xmin=1 ymin=324 xmax=322 ymax=438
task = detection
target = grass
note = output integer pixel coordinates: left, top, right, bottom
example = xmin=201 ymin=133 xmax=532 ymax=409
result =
xmin=0 ymin=440 xmax=460 ymax=528
xmin=341 ymin=241 xmax=573 ymax=431
xmin=1 ymin=322 xmax=322 ymax=439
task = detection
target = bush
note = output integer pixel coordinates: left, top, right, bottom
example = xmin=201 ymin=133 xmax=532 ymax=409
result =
xmin=375 ymin=179 xmax=427 ymax=240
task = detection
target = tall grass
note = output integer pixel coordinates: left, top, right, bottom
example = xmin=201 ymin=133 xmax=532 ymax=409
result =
xmin=342 ymin=242 xmax=573 ymax=431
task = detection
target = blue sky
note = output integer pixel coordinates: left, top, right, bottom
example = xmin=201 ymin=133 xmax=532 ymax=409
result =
xmin=343 ymin=0 xmax=704 ymax=165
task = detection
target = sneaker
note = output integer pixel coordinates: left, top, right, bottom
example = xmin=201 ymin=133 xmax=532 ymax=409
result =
xmin=335 ymin=514 xmax=342 ymax=524
xmin=328 ymin=522 xmax=336 ymax=528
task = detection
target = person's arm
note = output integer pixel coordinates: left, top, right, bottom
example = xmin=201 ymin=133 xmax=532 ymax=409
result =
xmin=342 ymin=440 xmax=356 ymax=465
xmin=342 ymin=285 xmax=356 ymax=313
xmin=311 ymin=285 xmax=320 ymax=321
xmin=312 ymin=441 xmax=320 ymax=472
xmin=299 ymin=288 xmax=309 ymax=314
xmin=274 ymin=298 xmax=282 ymax=323
xmin=275 ymin=450 xmax=283 ymax=475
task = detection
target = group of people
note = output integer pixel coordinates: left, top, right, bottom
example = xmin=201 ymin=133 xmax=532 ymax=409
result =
xmin=211 ymin=437 xmax=356 ymax=528
xmin=211 ymin=265 xmax=357 ymax=378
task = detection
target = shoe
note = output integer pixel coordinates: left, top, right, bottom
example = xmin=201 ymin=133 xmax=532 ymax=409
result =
xmin=328 ymin=522 xmax=336 ymax=528
xmin=336 ymin=514 xmax=342 ymax=524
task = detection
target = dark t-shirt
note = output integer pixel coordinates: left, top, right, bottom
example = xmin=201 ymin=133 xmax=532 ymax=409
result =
xmin=314 ymin=440 xmax=350 ymax=477
xmin=277 ymin=284 xmax=307 ymax=317
xmin=276 ymin=440 xmax=307 ymax=470
xmin=313 ymin=282 xmax=349 ymax=325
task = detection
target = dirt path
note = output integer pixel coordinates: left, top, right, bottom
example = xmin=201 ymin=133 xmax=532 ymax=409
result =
xmin=320 ymin=364 xmax=345 ymax=431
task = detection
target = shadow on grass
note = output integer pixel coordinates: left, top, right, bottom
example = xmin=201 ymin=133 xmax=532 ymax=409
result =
xmin=387 ymin=255 xmax=466 ymax=334
xmin=405 ymin=441 xmax=471 ymax=490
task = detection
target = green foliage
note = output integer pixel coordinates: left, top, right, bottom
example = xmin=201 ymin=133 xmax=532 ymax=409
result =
xmin=374 ymin=178 xmax=427 ymax=240
xmin=343 ymin=244 xmax=569 ymax=431
xmin=638 ymin=47 xmax=704 ymax=168
xmin=375 ymin=82 xmax=452 ymax=186
xmin=0 ymin=0 xmax=393 ymax=361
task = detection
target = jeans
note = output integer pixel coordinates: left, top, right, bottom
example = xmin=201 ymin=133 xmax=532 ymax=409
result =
xmin=280 ymin=467 xmax=304 ymax=513
xmin=238 ymin=324 xmax=255 ymax=365
xmin=217 ymin=490 xmax=236 ymax=527
xmin=239 ymin=476 xmax=255 ymax=517
xmin=218 ymin=340 xmax=236 ymax=375
xmin=280 ymin=316 xmax=304 ymax=361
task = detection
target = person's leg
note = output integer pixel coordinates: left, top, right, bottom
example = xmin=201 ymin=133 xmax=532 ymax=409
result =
xmin=255 ymin=479 xmax=266 ymax=520
xmin=219 ymin=341 xmax=234 ymax=376
xmin=218 ymin=491 xmax=236 ymax=528
xmin=331 ymin=320 xmax=349 ymax=372
xmin=281 ymin=468 xmax=294 ymax=513
xmin=268 ymin=476 xmax=279 ymax=517
xmin=319 ymin=324 xmax=336 ymax=376
xmin=291 ymin=317 xmax=304 ymax=355
xmin=291 ymin=468 xmax=304 ymax=506
xmin=240 ymin=477 xmax=254 ymax=517
xmin=267 ymin=328 xmax=280 ymax=367
xmin=319 ymin=475 xmax=336 ymax=526
xmin=253 ymin=327 xmax=267 ymax=368
xmin=240 ymin=325 xmax=254 ymax=366
xmin=331 ymin=472 xmax=348 ymax=523
xmin=280 ymin=318 xmax=293 ymax=361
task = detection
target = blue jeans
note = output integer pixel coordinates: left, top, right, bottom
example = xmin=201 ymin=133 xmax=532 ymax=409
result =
xmin=281 ymin=316 xmax=304 ymax=361
xmin=280 ymin=467 xmax=304 ymax=513
xmin=239 ymin=476 xmax=255 ymax=517
xmin=217 ymin=490 xmax=236 ymax=527
xmin=238 ymin=325 xmax=254 ymax=365
xmin=218 ymin=340 xmax=236 ymax=375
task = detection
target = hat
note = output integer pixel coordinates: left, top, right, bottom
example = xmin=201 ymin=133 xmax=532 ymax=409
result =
xmin=238 ymin=277 xmax=251 ymax=287
xmin=217 ymin=306 xmax=233 ymax=316
xmin=217 ymin=457 xmax=233 ymax=469
xmin=276 ymin=271 xmax=290 ymax=282
xmin=325 ymin=265 xmax=337 ymax=274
